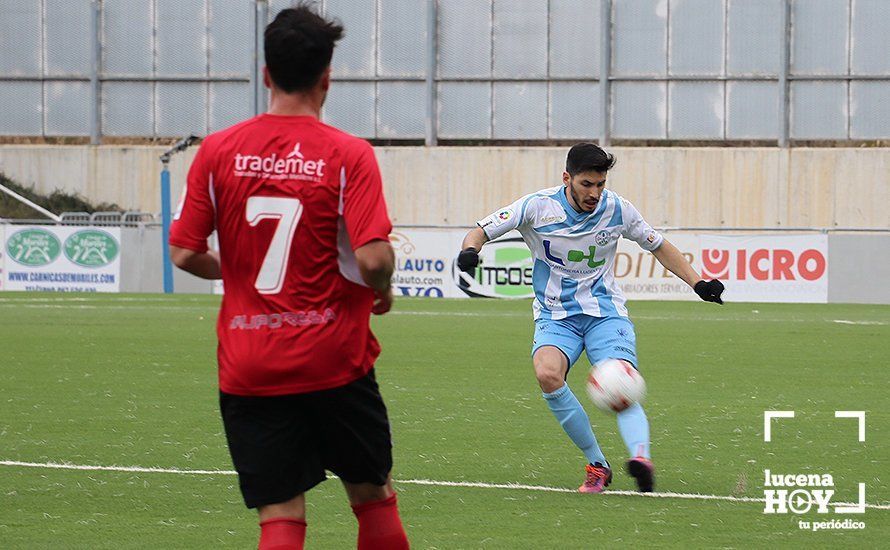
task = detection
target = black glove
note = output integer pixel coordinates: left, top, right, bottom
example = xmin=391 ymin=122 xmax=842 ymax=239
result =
xmin=457 ymin=247 xmax=479 ymax=273
xmin=694 ymin=279 xmax=725 ymax=304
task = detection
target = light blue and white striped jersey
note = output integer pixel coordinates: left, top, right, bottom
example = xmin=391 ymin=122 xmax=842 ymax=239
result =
xmin=477 ymin=186 xmax=664 ymax=320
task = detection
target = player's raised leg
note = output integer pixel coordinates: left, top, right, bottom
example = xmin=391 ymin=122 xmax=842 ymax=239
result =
xmin=616 ymin=396 xmax=655 ymax=492
xmin=532 ymin=324 xmax=612 ymax=493
xmin=583 ymin=317 xmax=654 ymax=492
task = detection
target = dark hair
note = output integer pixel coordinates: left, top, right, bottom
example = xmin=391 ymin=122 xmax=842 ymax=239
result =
xmin=565 ymin=142 xmax=616 ymax=176
xmin=264 ymin=4 xmax=344 ymax=93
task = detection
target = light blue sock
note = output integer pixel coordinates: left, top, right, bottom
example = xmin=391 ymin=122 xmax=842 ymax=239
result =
xmin=617 ymin=402 xmax=650 ymax=459
xmin=542 ymin=383 xmax=608 ymax=466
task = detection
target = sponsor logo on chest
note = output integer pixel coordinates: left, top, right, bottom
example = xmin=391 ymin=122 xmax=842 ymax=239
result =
xmin=234 ymin=142 xmax=327 ymax=182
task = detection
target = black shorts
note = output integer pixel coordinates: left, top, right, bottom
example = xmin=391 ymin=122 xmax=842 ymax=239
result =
xmin=219 ymin=369 xmax=393 ymax=509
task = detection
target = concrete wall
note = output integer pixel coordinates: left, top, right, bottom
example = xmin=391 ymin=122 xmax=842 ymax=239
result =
xmin=119 ymin=226 xmax=213 ymax=294
xmin=1 ymin=146 xmax=888 ymax=229
xmin=827 ymin=233 xmax=890 ymax=305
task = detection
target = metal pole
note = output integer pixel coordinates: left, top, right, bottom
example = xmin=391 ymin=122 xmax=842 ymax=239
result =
xmin=251 ymin=0 xmax=259 ymax=116
xmin=600 ymin=0 xmax=612 ymax=146
xmin=0 ymin=183 xmax=62 ymax=222
xmin=90 ymin=0 xmax=101 ymax=144
xmin=255 ymin=0 xmax=269 ymax=115
xmin=157 ymin=135 xmax=198 ymax=294
xmin=778 ymin=0 xmax=791 ymax=147
xmin=425 ymin=0 xmax=438 ymax=146
xmin=160 ymin=161 xmax=174 ymax=293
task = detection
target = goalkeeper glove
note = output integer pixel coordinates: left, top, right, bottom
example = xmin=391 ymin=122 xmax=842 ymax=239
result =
xmin=694 ymin=279 xmax=725 ymax=304
xmin=457 ymin=247 xmax=479 ymax=273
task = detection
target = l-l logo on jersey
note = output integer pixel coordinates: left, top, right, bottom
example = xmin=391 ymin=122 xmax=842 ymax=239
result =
xmin=568 ymin=246 xmax=605 ymax=268
xmin=543 ymin=240 xmax=605 ymax=269
xmin=543 ymin=240 xmax=565 ymax=265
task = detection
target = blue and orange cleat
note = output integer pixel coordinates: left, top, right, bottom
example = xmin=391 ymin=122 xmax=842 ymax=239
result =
xmin=578 ymin=463 xmax=612 ymax=493
xmin=626 ymin=457 xmax=655 ymax=492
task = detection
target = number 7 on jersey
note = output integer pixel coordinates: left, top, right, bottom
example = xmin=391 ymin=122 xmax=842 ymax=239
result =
xmin=245 ymin=196 xmax=303 ymax=294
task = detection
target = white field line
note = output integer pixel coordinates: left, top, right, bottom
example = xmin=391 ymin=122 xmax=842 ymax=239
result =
xmin=1 ymin=460 xmax=887 ymax=510
xmin=0 ymin=296 xmax=205 ymax=303
xmin=0 ymin=304 xmax=212 ymax=311
xmin=2 ymin=302 xmax=887 ymax=326
xmin=393 ymin=312 xmax=888 ymax=325
xmin=1 ymin=300 xmax=887 ymax=325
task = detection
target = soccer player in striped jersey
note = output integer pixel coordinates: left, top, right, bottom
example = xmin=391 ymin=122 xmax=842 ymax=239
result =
xmin=457 ymin=143 xmax=725 ymax=493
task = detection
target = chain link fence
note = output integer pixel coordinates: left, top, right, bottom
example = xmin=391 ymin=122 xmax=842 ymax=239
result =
xmin=0 ymin=0 xmax=888 ymax=144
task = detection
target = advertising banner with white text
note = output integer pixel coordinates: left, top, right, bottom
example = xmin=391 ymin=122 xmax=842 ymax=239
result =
xmin=3 ymin=225 xmax=122 ymax=293
xmin=391 ymin=228 xmax=829 ymax=304
xmin=699 ymin=234 xmax=828 ymax=303
xmin=390 ymin=229 xmax=465 ymax=298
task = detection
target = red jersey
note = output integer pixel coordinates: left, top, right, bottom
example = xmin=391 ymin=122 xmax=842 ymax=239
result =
xmin=169 ymin=114 xmax=392 ymax=396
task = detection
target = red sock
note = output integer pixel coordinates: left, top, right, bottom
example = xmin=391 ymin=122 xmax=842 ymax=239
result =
xmin=351 ymin=493 xmax=409 ymax=550
xmin=258 ymin=517 xmax=306 ymax=550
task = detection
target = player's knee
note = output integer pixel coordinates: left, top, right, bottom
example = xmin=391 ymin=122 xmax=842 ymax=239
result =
xmin=344 ymin=480 xmax=394 ymax=506
xmin=533 ymin=348 xmax=568 ymax=392
xmin=533 ymin=362 xmax=565 ymax=393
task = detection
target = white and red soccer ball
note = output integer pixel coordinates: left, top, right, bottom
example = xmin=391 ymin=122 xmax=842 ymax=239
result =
xmin=586 ymin=359 xmax=646 ymax=413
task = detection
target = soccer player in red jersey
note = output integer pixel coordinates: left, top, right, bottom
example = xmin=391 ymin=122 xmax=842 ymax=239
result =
xmin=168 ymin=5 xmax=409 ymax=549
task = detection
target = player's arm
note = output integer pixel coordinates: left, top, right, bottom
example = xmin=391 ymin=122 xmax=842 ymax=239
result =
xmin=457 ymin=227 xmax=490 ymax=272
xmin=169 ymin=246 xmax=222 ymax=279
xmin=651 ymin=239 xmax=698 ymax=287
xmin=458 ymin=197 xmax=528 ymax=273
xmin=652 ymin=240 xmax=724 ymax=304
xmin=355 ymin=239 xmax=394 ymax=315
xmin=168 ymin=142 xmax=220 ymax=279
xmin=462 ymin=226 xmax=489 ymax=251
xmin=355 ymin=240 xmax=394 ymax=291
xmin=342 ymin=141 xmax=395 ymax=314
xmin=621 ymin=197 xmax=724 ymax=304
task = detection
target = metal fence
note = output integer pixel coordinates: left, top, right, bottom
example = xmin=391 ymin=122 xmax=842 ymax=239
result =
xmin=1 ymin=0 xmax=888 ymax=145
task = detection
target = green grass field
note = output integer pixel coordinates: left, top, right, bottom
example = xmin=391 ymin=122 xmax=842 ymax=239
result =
xmin=0 ymin=293 xmax=887 ymax=548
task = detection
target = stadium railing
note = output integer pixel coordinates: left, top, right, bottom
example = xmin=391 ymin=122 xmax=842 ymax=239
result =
xmin=1 ymin=211 xmax=159 ymax=227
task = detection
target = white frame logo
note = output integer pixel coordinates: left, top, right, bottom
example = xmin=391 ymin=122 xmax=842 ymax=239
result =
xmin=762 ymin=410 xmax=867 ymax=527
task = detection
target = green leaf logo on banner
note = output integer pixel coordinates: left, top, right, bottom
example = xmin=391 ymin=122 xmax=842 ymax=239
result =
xmin=64 ymin=230 xmax=119 ymax=268
xmin=6 ymin=228 xmax=61 ymax=267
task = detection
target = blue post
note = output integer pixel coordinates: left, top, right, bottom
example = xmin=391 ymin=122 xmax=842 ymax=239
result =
xmin=160 ymin=162 xmax=174 ymax=294
xmin=159 ymin=135 xmax=198 ymax=294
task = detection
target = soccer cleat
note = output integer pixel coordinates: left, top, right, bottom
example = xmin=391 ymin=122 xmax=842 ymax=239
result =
xmin=626 ymin=457 xmax=655 ymax=492
xmin=578 ymin=463 xmax=612 ymax=493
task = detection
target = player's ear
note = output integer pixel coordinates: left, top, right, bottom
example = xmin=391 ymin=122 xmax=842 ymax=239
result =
xmin=562 ymin=171 xmax=571 ymax=186
xmin=319 ymin=67 xmax=331 ymax=93
xmin=262 ymin=66 xmax=272 ymax=90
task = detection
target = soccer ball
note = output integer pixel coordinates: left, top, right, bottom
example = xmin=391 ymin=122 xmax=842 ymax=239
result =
xmin=585 ymin=359 xmax=646 ymax=413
